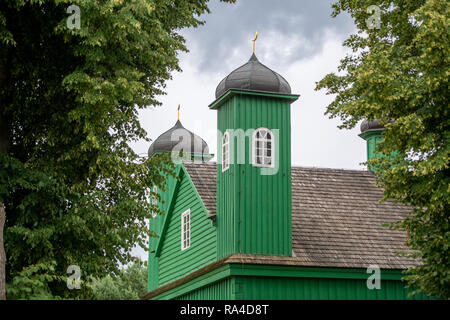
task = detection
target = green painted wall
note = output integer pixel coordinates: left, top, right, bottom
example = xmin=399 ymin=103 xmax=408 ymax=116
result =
xmin=214 ymin=91 xmax=297 ymax=259
xmin=150 ymin=264 xmax=232 ymax=300
xmin=176 ymin=278 xmax=235 ymax=300
xmin=360 ymin=130 xmax=383 ymax=164
xmin=155 ymin=166 xmax=217 ymax=288
xmin=234 ymin=276 xmax=426 ymax=300
xmin=148 ymin=167 xmax=178 ymax=291
xmin=174 ymin=276 xmax=425 ymax=300
xmin=150 ymin=264 xmax=430 ymax=300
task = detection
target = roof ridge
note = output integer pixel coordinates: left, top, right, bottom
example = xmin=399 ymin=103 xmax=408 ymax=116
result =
xmin=183 ymin=161 xmax=369 ymax=173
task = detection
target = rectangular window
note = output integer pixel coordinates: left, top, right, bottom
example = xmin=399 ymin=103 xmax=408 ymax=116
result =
xmin=222 ymin=132 xmax=230 ymax=172
xmin=181 ymin=209 xmax=191 ymax=250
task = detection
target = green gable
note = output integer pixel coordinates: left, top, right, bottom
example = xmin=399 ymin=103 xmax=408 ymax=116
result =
xmin=148 ymin=164 xmax=217 ymax=291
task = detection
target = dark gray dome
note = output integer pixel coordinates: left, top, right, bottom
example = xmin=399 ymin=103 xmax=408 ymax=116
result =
xmin=148 ymin=120 xmax=209 ymax=158
xmin=215 ymin=53 xmax=291 ymax=99
xmin=360 ymin=119 xmax=385 ymax=133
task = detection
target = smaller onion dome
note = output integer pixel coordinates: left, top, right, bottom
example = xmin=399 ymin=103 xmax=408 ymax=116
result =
xmin=148 ymin=120 xmax=210 ymax=158
xmin=215 ymin=53 xmax=291 ymax=99
xmin=360 ymin=119 xmax=385 ymax=134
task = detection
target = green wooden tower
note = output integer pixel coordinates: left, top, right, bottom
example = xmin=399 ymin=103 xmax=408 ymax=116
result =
xmin=210 ymin=53 xmax=299 ymax=259
xmin=359 ymin=119 xmax=385 ymax=164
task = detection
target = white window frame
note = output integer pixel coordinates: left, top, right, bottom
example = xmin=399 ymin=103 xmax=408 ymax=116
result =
xmin=181 ymin=209 xmax=191 ymax=250
xmin=252 ymin=128 xmax=275 ymax=168
xmin=151 ymin=186 xmax=158 ymax=218
xmin=222 ymin=131 xmax=230 ymax=172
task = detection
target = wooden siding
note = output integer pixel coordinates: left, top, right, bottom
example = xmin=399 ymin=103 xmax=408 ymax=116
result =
xmin=235 ymin=276 xmax=428 ymax=300
xmin=157 ymin=166 xmax=217 ymax=287
xmin=147 ymin=261 xmax=430 ymax=300
xmin=176 ymin=278 xmax=235 ymax=300
xmin=148 ymin=167 xmax=179 ymax=291
xmin=360 ymin=130 xmax=383 ymax=163
xmin=216 ymin=92 xmax=294 ymax=258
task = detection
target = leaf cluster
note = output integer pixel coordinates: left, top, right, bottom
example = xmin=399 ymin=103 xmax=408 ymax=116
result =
xmin=0 ymin=0 xmax=233 ymax=298
xmin=316 ymin=0 xmax=449 ymax=298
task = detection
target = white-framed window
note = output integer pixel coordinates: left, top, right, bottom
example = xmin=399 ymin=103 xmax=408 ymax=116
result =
xmin=181 ymin=209 xmax=191 ymax=250
xmin=222 ymin=131 xmax=230 ymax=172
xmin=252 ymin=128 xmax=274 ymax=168
xmin=151 ymin=186 xmax=157 ymax=218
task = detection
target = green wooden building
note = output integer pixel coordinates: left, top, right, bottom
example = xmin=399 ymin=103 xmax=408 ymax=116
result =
xmin=143 ymin=52 xmax=428 ymax=300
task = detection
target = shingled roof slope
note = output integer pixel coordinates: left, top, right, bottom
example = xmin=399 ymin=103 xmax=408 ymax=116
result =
xmin=183 ymin=162 xmax=417 ymax=269
xmin=184 ymin=162 xmax=217 ymax=215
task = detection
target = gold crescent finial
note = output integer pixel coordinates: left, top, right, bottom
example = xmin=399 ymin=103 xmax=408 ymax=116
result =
xmin=252 ymin=32 xmax=258 ymax=53
xmin=177 ymin=104 xmax=180 ymax=120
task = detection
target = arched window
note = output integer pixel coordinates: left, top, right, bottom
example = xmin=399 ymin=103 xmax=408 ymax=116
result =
xmin=222 ymin=131 xmax=230 ymax=172
xmin=252 ymin=128 xmax=274 ymax=167
xmin=151 ymin=186 xmax=158 ymax=218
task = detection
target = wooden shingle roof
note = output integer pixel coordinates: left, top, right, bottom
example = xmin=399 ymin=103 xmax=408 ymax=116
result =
xmin=183 ymin=162 xmax=418 ymax=269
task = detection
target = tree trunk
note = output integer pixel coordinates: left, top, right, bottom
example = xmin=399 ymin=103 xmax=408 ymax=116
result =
xmin=0 ymin=204 xmax=5 ymax=300
xmin=0 ymin=61 xmax=9 ymax=300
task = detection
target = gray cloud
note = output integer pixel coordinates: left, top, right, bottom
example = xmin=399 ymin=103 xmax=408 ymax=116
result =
xmin=182 ymin=0 xmax=355 ymax=74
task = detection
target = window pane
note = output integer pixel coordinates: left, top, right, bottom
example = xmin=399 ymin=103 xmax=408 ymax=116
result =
xmin=260 ymin=130 xmax=266 ymax=138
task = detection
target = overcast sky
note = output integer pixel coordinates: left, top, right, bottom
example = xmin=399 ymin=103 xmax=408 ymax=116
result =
xmin=130 ymin=0 xmax=369 ymax=170
xmin=131 ymin=0 xmax=367 ymax=261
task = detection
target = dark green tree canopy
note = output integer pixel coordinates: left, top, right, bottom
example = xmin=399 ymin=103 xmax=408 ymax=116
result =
xmin=316 ymin=0 xmax=449 ymax=298
xmin=0 ymin=0 xmax=234 ymax=298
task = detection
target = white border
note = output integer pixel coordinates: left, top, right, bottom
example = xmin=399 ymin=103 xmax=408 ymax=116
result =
xmin=181 ymin=208 xmax=191 ymax=250
xmin=252 ymin=127 xmax=275 ymax=168
xmin=222 ymin=131 xmax=230 ymax=172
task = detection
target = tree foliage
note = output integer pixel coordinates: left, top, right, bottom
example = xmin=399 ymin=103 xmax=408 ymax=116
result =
xmin=0 ymin=0 xmax=234 ymax=298
xmin=316 ymin=0 xmax=449 ymax=298
xmin=88 ymin=260 xmax=147 ymax=300
xmin=6 ymin=261 xmax=63 ymax=300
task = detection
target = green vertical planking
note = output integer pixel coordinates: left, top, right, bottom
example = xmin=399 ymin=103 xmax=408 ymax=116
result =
xmin=157 ymin=170 xmax=217 ymax=286
xmin=360 ymin=130 xmax=383 ymax=163
xmin=176 ymin=278 xmax=235 ymax=300
xmin=234 ymin=276 xmax=429 ymax=300
xmin=149 ymin=271 xmax=430 ymax=300
xmin=147 ymin=258 xmax=430 ymax=300
xmin=148 ymin=167 xmax=178 ymax=291
xmin=216 ymin=92 xmax=296 ymax=259
xmin=216 ymin=97 xmax=237 ymax=258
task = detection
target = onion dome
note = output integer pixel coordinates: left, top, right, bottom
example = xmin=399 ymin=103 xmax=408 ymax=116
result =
xmin=148 ymin=120 xmax=210 ymax=159
xmin=215 ymin=53 xmax=291 ymax=99
xmin=360 ymin=119 xmax=385 ymax=134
